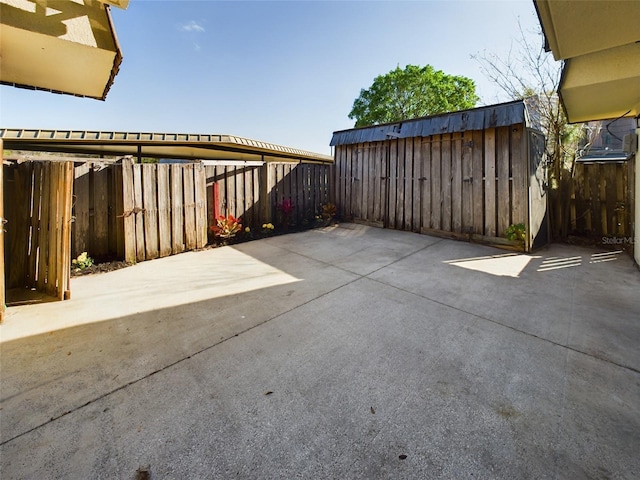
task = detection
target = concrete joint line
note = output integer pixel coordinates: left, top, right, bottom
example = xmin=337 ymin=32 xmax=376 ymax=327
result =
xmin=367 ymin=276 xmax=640 ymax=376
xmin=0 ymin=276 xmax=365 ymax=448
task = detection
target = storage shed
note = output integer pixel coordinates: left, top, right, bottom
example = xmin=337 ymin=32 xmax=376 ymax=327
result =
xmin=330 ymin=100 xmax=548 ymax=251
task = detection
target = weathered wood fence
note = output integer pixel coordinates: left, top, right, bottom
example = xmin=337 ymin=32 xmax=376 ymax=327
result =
xmin=570 ymin=159 xmax=635 ymax=239
xmin=333 ymin=125 xmax=545 ymax=250
xmin=205 ymin=162 xmax=330 ymax=233
xmin=73 ymin=159 xmax=207 ymax=264
xmin=4 ymin=160 xmax=74 ymax=299
xmin=72 ymin=159 xmax=331 ymax=263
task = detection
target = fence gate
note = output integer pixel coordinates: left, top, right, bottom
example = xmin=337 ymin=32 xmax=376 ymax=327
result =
xmin=3 ymin=160 xmax=74 ymax=302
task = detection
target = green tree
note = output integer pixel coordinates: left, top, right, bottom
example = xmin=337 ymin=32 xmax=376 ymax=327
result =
xmin=348 ymin=64 xmax=479 ymax=127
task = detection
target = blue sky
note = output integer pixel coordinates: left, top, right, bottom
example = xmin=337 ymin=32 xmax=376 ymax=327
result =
xmin=0 ymin=0 xmax=545 ymax=155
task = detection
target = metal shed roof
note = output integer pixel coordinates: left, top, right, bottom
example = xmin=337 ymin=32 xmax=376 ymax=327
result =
xmin=330 ymin=99 xmax=542 ymax=147
xmin=0 ymin=129 xmax=333 ymax=164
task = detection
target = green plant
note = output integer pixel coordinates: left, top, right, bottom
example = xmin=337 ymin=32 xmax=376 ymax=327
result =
xmin=505 ymin=223 xmax=526 ymax=242
xmin=276 ymin=199 xmax=295 ymax=228
xmin=210 ymin=215 xmax=242 ymax=238
xmin=321 ymin=202 xmax=337 ymax=221
xmin=72 ymin=252 xmax=94 ymax=271
xmin=261 ymin=222 xmax=275 ymax=234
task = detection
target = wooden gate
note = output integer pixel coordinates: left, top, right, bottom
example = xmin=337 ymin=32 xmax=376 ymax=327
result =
xmin=3 ymin=160 xmax=74 ymax=300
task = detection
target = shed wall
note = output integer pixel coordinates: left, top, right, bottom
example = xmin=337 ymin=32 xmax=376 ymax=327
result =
xmin=333 ymin=125 xmax=545 ymax=251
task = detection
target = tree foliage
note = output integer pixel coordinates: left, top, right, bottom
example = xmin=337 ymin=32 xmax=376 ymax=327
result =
xmin=472 ymin=21 xmax=585 ymax=240
xmin=348 ymin=65 xmax=479 ymax=127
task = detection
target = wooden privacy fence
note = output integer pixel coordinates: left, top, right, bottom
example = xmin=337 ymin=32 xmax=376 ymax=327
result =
xmin=570 ymin=159 xmax=635 ymax=239
xmin=206 ymin=162 xmax=331 ymax=232
xmin=73 ymin=159 xmax=207 ymax=264
xmin=73 ymin=159 xmax=331 ymax=262
xmin=4 ymin=160 xmax=74 ymax=299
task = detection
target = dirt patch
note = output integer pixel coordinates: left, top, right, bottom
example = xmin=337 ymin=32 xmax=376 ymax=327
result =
xmin=71 ymin=260 xmax=133 ymax=277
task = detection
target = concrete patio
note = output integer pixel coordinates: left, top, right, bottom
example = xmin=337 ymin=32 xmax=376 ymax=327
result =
xmin=1 ymin=223 xmax=639 ymax=479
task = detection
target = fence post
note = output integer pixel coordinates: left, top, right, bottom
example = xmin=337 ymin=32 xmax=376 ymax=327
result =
xmin=121 ymin=157 xmax=137 ymax=264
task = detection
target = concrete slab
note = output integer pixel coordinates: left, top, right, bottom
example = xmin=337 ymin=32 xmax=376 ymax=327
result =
xmin=1 ymin=224 xmax=639 ymax=479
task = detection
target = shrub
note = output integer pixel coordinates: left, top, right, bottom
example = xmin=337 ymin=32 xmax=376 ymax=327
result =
xmin=210 ymin=215 xmax=242 ymax=238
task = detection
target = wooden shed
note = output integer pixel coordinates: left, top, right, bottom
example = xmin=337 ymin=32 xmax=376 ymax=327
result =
xmin=330 ymin=100 xmax=548 ymax=252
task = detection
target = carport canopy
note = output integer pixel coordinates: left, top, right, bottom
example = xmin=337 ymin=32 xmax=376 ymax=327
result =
xmin=0 ymin=129 xmax=334 ymax=165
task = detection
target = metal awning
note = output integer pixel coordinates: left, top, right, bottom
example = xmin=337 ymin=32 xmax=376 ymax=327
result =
xmin=0 ymin=129 xmax=334 ymax=164
xmin=535 ymin=0 xmax=640 ymax=123
xmin=0 ymin=0 xmax=126 ymax=100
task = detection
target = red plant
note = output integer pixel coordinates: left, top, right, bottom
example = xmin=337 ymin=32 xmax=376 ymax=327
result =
xmin=210 ymin=215 xmax=242 ymax=238
xmin=277 ymin=199 xmax=295 ymax=215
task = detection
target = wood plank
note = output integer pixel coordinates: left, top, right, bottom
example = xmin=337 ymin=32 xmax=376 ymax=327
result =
xmin=7 ymin=164 xmax=27 ymax=288
xmin=497 ymin=126 xmax=511 ymax=237
xmin=195 ymin=164 xmax=207 ymax=247
xmin=107 ymin=165 xmax=118 ymax=256
xmin=441 ymin=134 xmax=452 ymax=232
xmin=615 ymin=163 xmax=625 ymax=235
xmin=484 ymin=127 xmax=497 ymax=237
xmin=360 ymin=144 xmax=369 ymax=222
xmin=156 ymin=164 xmax=172 ymax=256
xmin=132 ymin=164 xmax=145 ymax=262
xmin=412 ymin=138 xmax=422 ymax=232
xmin=403 ymin=138 xmax=414 ymax=231
xmin=396 ymin=138 xmax=406 ymax=229
xmin=171 ymin=164 xmax=185 ymax=254
xmin=59 ymin=162 xmax=74 ymax=300
xmin=431 ymin=135 xmax=442 ymax=230
xmin=366 ymin=144 xmax=375 ymax=221
xmin=353 ymin=146 xmax=362 ymax=219
xmin=244 ymin=165 xmax=254 ymax=228
xmin=93 ymin=165 xmax=109 ymax=258
xmin=253 ymin=165 xmax=261 ymax=228
xmin=370 ymin=143 xmax=380 ymax=222
xmin=388 ymin=140 xmax=398 ymax=229
xmin=120 ymin=159 xmax=137 ymax=264
xmin=227 ymin=166 xmax=237 ymax=219
xmin=420 ymin=138 xmax=431 ymax=230
xmin=337 ymin=147 xmax=345 ymax=214
xmin=380 ymin=143 xmax=389 ymax=225
xmin=183 ymin=164 xmax=197 ymax=250
xmin=72 ymin=163 xmax=90 ymax=258
xmin=217 ymin=166 xmax=227 ymax=218
xmin=461 ymin=131 xmax=473 ymax=232
xmin=28 ymin=162 xmax=42 ymax=285
xmin=343 ymin=147 xmax=352 ymax=219
xmin=143 ymin=164 xmax=159 ymax=259
xmin=472 ymin=130 xmax=484 ymax=235
xmin=451 ymin=132 xmax=463 ymax=233
xmin=37 ymin=163 xmax=51 ymax=291
xmin=604 ymin=164 xmax=617 ymax=235
xmin=236 ymin=165 xmax=246 ymax=221
xmin=114 ymin=164 xmax=125 ymax=259
xmin=510 ymin=125 xmax=526 ymax=226
xmin=46 ymin=163 xmax=60 ymax=296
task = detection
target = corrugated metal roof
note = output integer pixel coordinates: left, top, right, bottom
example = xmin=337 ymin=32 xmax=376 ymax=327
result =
xmin=0 ymin=129 xmax=333 ymax=164
xmin=330 ymin=99 xmax=542 ymax=147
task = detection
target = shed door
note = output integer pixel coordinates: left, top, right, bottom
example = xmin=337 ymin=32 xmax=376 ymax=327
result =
xmin=339 ymin=142 xmax=388 ymax=227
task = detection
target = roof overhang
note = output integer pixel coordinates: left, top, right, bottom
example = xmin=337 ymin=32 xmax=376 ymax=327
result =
xmin=559 ymin=43 xmax=640 ymax=123
xmin=0 ymin=0 xmax=125 ymax=100
xmin=535 ymin=0 xmax=640 ymax=123
xmin=0 ymin=129 xmax=334 ymax=164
